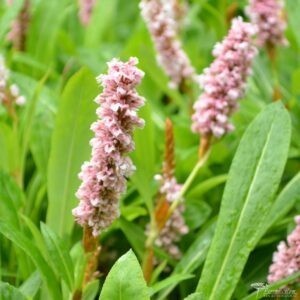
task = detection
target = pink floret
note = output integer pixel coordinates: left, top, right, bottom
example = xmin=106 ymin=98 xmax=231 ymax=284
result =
xmin=268 ymin=216 xmax=300 ymax=284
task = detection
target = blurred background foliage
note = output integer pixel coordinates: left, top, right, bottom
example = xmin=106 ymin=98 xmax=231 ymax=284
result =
xmin=0 ymin=0 xmax=300 ymax=299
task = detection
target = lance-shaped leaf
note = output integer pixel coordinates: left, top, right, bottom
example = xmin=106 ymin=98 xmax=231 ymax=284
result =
xmin=196 ymin=103 xmax=291 ymax=300
xmin=99 ymin=250 xmax=150 ymax=300
xmin=47 ymin=68 xmax=98 ymax=236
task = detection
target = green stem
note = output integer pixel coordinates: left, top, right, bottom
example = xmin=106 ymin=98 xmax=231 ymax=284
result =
xmin=168 ymin=148 xmax=211 ymax=217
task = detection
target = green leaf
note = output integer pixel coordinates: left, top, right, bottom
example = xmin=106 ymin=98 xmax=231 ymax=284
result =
xmin=121 ymin=205 xmax=148 ymax=221
xmin=286 ymin=0 xmax=300 ymax=47
xmin=19 ymin=72 xmax=49 ymax=180
xmin=196 ymin=103 xmax=291 ymax=300
xmin=19 ymin=271 xmax=42 ymax=299
xmin=186 ymin=174 xmax=227 ymax=198
xmin=0 ymin=282 xmax=28 ymax=300
xmin=46 ymin=68 xmax=98 ymax=236
xmin=184 ymin=201 xmax=212 ymax=230
xmin=0 ymin=171 xmax=23 ymax=228
xmin=184 ymin=293 xmax=203 ymax=300
xmin=0 ymin=176 xmax=31 ymax=277
xmin=0 ymin=123 xmax=20 ymax=175
xmin=99 ymin=250 xmax=150 ymax=300
xmin=254 ymin=173 xmax=300 ymax=247
xmin=0 ymin=221 xmax=61 ymax=299
xmin=118 ymin=217 xmax=145 ymax=259
xmin=84 ymin=0 xmax=118 ymax=48
xmin=268 ymin=172 xmax=300 ymax=227
xmin=21 ymin=215 xmax=48 ymax=259
xmin=26 ymin=0 xmax=68 ymax=73
xmin=71 ymin=242 xmax=87 ymax=291
xmin=40 ymin=223 xmax=74 ymax=290
xmin=149 ymin=274 xmax=194 ymax=296
xmin=82 ymin=280 xmax=99 ymax=300
xmin=30 ymin=108 xmax=54 ymax=181
xmin=131 ymin=101 xmax=156 ymax=212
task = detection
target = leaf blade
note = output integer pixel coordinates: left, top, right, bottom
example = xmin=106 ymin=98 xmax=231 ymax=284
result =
xmin=99 ymin=250 xmax=150 ymax=300
xmin=0 ymin=221 xmax=61 ymax=299
xmin=46 ymin=68 xmax=98 ymax=236
xmin=40 ymin=223 xmax=74 ymax=290
xmin=197 ymin=103 xmax=291 ymax=300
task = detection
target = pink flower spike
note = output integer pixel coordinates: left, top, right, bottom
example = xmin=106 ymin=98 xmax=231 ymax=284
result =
xmin=7 ymin=0 xmax=30 ymax=51
xmin=191 ymin=17 xmax=257 ymax=139
xmin=0 ymin=55 xmax=26 ymax=106
xmin=140 ymin=0 xmax=195 ymax=88
xmin=268 ymin=216 xmax=300 ymax=284
xmin=78 ymin=0 xmax=96 ymax=26
xmin=246 ymin=0 xmax=288 ymax=48
xmin=73 ymin=57 xmax=145 ymax=236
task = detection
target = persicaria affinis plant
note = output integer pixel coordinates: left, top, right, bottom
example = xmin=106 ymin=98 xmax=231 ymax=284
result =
xmin=140 ymin=0 xmax=195 ymax=88
xmin=73 ymin=57 xmax=145 ymax=236
xmin=246 ymin=0 xmax=288 ymax=48
xmin=191 ymin=17 xmax=257 ymax=138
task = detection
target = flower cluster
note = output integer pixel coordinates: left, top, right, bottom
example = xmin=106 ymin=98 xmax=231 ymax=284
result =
xmin=140 ymin=0 xmax=195 ymax=88
xmin=268 ymin=216 xmax=300 ymax=284
xmin=0 ymin=56 xmax=26 ymax=106
xmin=154 ymin=175 xmax=188 ymax=259
xmin=7 ymin=0 xmax=30 ymax=51
xmin=191 ymin=17 xmax=257 ymax=138
xmin=246 ymin=0 xmax=287 ymax=47
xmin=78 ymin=0 xmax=96 ymax=26
xmin=73 ymin=57 xmax=145 ymax=236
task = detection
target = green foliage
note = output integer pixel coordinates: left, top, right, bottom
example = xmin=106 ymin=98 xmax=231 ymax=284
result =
xmin=0 ymin=171 xmax=23 ymax=228
xmin=197 ymin=103 xmax=291 ymax=299
xmin=19 ymin=272 xmax=42 ymax=299
xmin=46 ymin=68 xmax=98 ymax=236
xmin=0 ymin=281 xmax=28 ymax=300
xmin=40 ymin=223 xmax=75 ymax=290
xmin=0 ymin=221 xmax=61 ymax=299
xmin=99 ymin=250 xmax=150 ymax=300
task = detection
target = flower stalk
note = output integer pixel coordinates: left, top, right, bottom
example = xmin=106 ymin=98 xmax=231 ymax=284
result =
xmin=72 ymin=57 xmax=145 ymax=294
xmin=82 ymin=226 xmax=101 ymax=285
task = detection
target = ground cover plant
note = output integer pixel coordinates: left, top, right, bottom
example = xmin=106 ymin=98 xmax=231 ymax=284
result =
xmin=1 ymin=0 xmax=300 ymax=299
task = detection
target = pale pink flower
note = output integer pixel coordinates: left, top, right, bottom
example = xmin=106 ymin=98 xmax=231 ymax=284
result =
xmin=73 ymin=57 xmax=145 ymax=236
xmin=140 ymin=0 xmax=195 ymax=88
xmin=78 ymin=0 xmax=96 ymax=26
xmin=268 ymin=216 xmax=300 ymax=284
xmin=191 ymin=17 xmax=257 ymax=138
xmin=0 ymin=56 xmax=26 ymax=106
xmin=246 ymin=0 xmax=288 ymax=47
xmin=7 ymin=0 xmax=30 ymax=51
xmin=154 ymin=175 xmax=189 ymax=259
